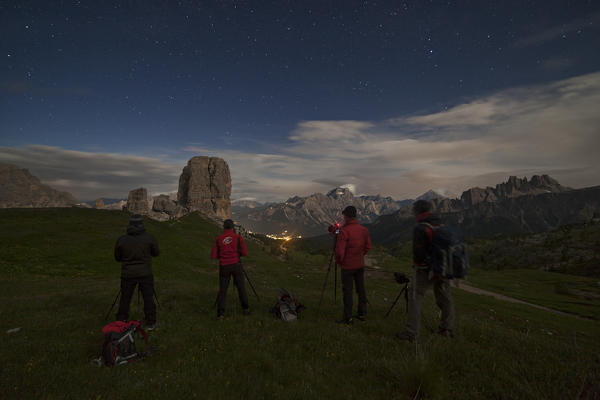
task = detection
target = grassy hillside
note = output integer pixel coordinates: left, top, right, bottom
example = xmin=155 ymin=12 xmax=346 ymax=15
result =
xmin=1 ymin=208 xmax=599 ymax=399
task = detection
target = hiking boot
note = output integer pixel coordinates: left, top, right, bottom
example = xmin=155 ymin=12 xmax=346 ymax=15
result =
xmin=336 ymin=317 xmax=353 ymax=325
xmin=146 ymin=323 xmax=157 ymax=331
xmin=356 ymin=315 xmax=366 ymax=322
xmin=242 ymin=308 xmax=251 ymax=316
xmin=437 ymin=329 xmax=454 ymax=338
xmin=216 ymin=315 xmax=225 ymax=321
xmin=395 ymin=331 xmax=415 ymax=342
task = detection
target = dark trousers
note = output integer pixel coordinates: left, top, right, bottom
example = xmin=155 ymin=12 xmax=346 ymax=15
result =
xmin=218 ymin=263 xmax=249 ymax=316
xmin=116 ymin=275 xmax=156 ymax=324
xmin=341 ymin=267 xmax=367 ymax=320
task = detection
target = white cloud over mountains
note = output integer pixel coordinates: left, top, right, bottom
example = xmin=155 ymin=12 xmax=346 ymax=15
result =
xmin=1 ymin=72 xmax=599 ymax=202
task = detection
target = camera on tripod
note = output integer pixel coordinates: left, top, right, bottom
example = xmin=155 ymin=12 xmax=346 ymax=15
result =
xmin=394 ymin=272 xmax=410 ymax=284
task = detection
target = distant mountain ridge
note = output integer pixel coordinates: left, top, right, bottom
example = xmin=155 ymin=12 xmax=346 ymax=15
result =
xmin=369 ymin=175 xmax=597 ymax=245
xmin=233 ymin=187 xmax=412 ymax=236
xmin=0 ymin=163 xmax=76 ymax=208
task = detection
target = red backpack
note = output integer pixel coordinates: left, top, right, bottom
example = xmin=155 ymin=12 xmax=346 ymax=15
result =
xmin=101 ymin=321 xmax=148 ymax=366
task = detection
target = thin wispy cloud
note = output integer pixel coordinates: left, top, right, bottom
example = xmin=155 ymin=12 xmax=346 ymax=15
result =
xmin=1 ymin=72 xmax=599 ymax=202
xmin=514 ymin=12 xmax=600 ymax=48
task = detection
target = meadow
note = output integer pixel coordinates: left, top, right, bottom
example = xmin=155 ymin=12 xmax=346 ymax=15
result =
xmin=1 ymin=208 xmax=599 ymax=399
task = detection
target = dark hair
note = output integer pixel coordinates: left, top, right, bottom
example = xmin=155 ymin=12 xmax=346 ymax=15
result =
xmin=223 ymin=219 xmax=234 ymax=230
xmin=342 ymin=205 xmax=357 ymax=218
xmin=412 ymin=200 xmax=431 ymax=215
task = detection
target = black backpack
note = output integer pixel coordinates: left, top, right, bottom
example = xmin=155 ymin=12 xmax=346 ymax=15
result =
xmin=270 ymin=288 xmax=305 ymax=321
xmin=421 ymin=223 xmax=469 ymax=279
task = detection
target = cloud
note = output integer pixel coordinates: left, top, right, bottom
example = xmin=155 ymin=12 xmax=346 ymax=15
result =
xmin=207 ymin=71 xmax=600 ymax=200
xmin=541 ymin=58 xmax=575 ymax=72
xmin=0 ymin=145 xmax=182 ymax=201
xmin=1 ymin=72 xmax=599 ymax=203
xmin=514 ymin=12 xmax=600 ymax=48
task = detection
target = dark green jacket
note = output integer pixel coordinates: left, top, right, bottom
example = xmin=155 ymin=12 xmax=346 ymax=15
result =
xmin=114 ymin=224 xmax=160 ymax=278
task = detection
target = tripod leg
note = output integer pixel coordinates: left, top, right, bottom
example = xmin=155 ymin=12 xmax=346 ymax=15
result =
xmin=334 ymin=263 xmax=337 ymax=303
xmin=318 ymin=251 xmax=335 ymax=307
xmin=105 ymin=289 xmax=121 ymax=321
xmin=385 ymin=286 xmax=406 ymax=318
xmin=243 ymin=268 xmax=260 ymax=301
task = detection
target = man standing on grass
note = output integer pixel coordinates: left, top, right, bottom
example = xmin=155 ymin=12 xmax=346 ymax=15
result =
xmin=335 ymin=205 xmax=372 ymax=324
xmin=114 ymin=214 xmax=160 ymax=331
xmin=211 ymin=219 xmax=250 ymax=320
xmin=396 ymin=200 xmax=455 ymax=342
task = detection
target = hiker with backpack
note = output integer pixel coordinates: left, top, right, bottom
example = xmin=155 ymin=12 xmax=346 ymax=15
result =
xmin=114 ymin=214 xmax=160 ymax=331
xmin=210 ymin=219 xmax=250 ymax=320
xmin=396 ymin=200 xmax=456 ymax=341
xmin=335 ymin=206 xmax=372 ymax=324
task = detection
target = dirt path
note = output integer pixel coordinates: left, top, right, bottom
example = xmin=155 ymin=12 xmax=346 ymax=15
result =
xmin=457 ymin=282 xmax=576 ymax=317
xmin=364 ymin=255 xmax=580 ymax=318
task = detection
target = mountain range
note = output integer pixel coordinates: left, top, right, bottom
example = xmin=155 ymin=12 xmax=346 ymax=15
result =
xmin=232 ymin=187 xmax=416 ymax=237
xmin=368 ymin=175 xmax=600 ymax=244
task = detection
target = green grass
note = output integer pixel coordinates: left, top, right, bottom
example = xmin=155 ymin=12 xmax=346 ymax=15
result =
xmin=385 ymin=236 xmax=600 ymax=320
xmin=1 ymin=208 xmax=599 ymax=399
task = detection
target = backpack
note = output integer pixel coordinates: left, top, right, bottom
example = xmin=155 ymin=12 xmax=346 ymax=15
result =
xmin=101 ymin=320 xmax=148 ymax=366
xmin=420 ymin=223 xmax=469 ymax=279
xmin=270 ymin=288 xmax=305 ymax=321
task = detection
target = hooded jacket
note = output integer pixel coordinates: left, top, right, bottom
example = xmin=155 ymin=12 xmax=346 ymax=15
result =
xmin=210 ymin=229 xmax=248 ymax=267
xmin=413 ymin=211 xmax=441 ymax=266
xmin=114 ymin=222 xmax=160 ymax=278
xmin=335 ymin=219 xmax=372 ymax=270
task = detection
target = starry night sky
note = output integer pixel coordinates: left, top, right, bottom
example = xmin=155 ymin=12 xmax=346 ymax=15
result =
xmin=1 ymin=1 xmax=599 ymax=201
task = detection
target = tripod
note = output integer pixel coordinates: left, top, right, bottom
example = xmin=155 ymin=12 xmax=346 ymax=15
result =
xmin=384 ymin=282 xmax=409 ymax=318
xmin=104 ymin=286 xmax=160 ymax=321
xmin=318 ymin=236 xmax=338 ymax=307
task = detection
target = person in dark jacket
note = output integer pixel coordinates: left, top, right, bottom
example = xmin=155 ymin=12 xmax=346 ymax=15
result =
xmin=396 ymin=200 xmax=455 ymax=341
xmin=114 ymin=214 xmax=160 ymax=330
xmin=210 ymin=219 xmax=249 ymax=320
xmin=335 ymin=206 xmax=372 ymax=324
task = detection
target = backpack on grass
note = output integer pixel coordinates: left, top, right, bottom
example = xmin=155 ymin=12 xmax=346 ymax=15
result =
xmin=270 ymin=288 xmax=305 ymax=322
xmin=421 ymin=223 xmax=469 ymax=279
xmin=101 ymin=320 xmax=148 ymax=366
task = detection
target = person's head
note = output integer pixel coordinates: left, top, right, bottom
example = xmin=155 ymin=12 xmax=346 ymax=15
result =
xmin=342 ymin=205 xmax=357 ymax=222
xmin=127 ymin=214 xmax=145 ymax=235
xmin=412 ymin=200 xmax=431 ymax=216
xmin=129 ymin=214 xmax=144 ymax=227
xmin=223 ymin=219 xmax=234 ymax=230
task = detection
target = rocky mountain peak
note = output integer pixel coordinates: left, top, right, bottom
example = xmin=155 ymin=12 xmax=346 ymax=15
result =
xmin=416 ymin=189 xmax=447 ymax=201
xmin=177 ymin=156 xmax=232 ymax=219
xmin=0 ymin=163 xmax=77 ymax=208
xmin=326 ymin=187 xmax=354 ymax=199
xmin=459 ymin=175 xmax=570 ymax=208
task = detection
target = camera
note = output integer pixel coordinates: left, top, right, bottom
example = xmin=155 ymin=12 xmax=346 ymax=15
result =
xmin=394 ymin=272 xmax=410 ymax=284
xmin=327 ymin=223 xmax=341 ymax=235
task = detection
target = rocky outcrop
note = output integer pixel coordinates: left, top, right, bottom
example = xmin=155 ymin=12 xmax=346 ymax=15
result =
xmin=461 ymin=175 xmax=569 ymax=207
xmin=104 ymin=200 xmax=127 ymax=211
xmin=177 ymin=156 xmax=231 ymax=219
xmin=126 ymin=187 xmax=150 ymax=215
xmin=151 ymin=194 xmax=187 ymax=220
xmin=95 ymin=198 xmax=105 ymax=209
xmin=0 ymin=163 xmax=76 ymax=208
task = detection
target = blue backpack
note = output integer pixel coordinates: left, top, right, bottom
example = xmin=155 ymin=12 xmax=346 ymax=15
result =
xmin=421 ymin=223 xmax=469 ymax=279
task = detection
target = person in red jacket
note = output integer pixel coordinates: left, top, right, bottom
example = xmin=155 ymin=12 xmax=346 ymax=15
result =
xmin=210 ymin=219 xmax=249 ymax=320
xmin=335 ymin=206 xmax=372 ymax=324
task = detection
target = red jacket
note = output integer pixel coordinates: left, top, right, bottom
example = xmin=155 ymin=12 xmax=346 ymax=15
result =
xmin=210 ymin=229 xmax=248 ymax=266
xmin=335 ymin=219 xmax=372 ymax=270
